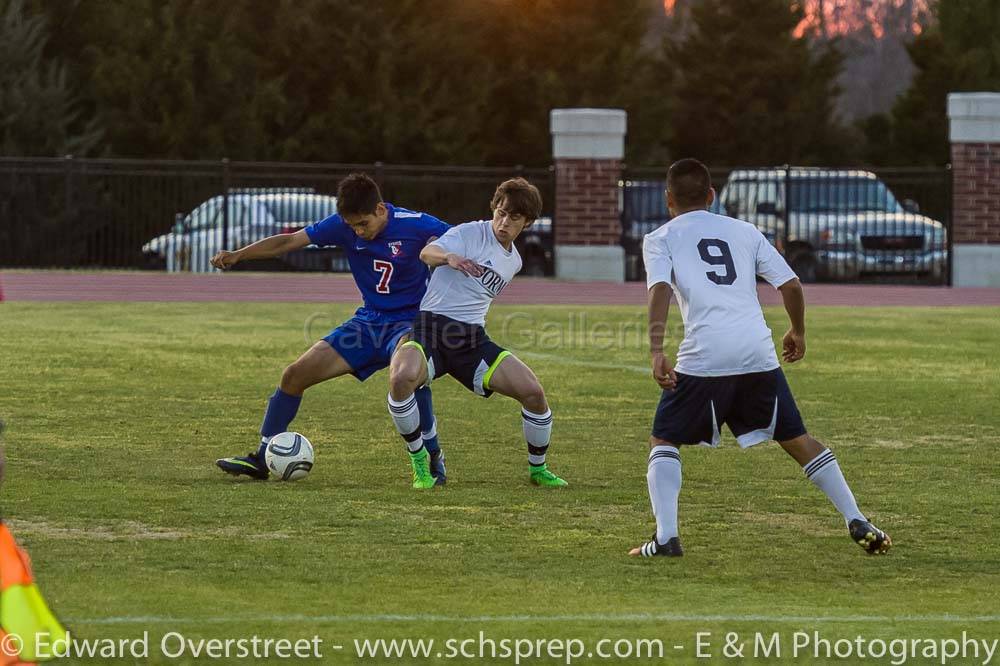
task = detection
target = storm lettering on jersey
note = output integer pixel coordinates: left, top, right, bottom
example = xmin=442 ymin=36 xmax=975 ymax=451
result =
xmin=478 ymin=266 xmax=509 ymax=297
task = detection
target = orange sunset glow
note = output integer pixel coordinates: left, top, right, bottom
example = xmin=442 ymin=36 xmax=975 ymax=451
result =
xmin=663 ymin=0 xmax=932 ymax=38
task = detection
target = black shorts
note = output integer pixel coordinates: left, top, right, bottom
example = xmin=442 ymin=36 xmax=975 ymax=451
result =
xmin=651 ymin=368 xmax=807 ymax=447
xmin=406 ymin=312 xmax=510 ymax=398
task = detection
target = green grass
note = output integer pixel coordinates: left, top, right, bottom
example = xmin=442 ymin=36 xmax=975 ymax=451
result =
xmin=1 ymin=302 xmax=999 ymax=664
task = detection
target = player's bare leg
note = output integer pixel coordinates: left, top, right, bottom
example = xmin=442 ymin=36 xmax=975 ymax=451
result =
xmin=486 ymin=354 xmax=567 ymax=487
xmin=216 ymin=341 xmax=354 ymax=479
xmin=388 ymin=343 xmax=428 ymax=401
xmin=629 ymin=435 xmax=684 ymax=557
xmin=779 ymin=433 xmax=891 ymax=554
xmin=387 ymin=344 xmax=437 ymax=489
xmin=280 ymin=340 xmax=355 ymax=396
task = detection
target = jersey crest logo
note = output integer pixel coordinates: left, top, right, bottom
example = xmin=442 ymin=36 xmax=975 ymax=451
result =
xmin=388 ymin=241 xmax=403 ymax=256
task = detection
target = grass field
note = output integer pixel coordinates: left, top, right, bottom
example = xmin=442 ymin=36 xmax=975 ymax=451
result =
xmin=2 ymin=301 xmax=999 ymax=665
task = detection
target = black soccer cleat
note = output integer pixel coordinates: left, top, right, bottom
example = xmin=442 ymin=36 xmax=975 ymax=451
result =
xmin=629 ymin=533 xmax=683 ymax=558
xmin=849 ymin=518 xmax=891 ymax=555
xmin=216 ymin=451 xmax=270 ymax=480
xmin=429 ymin=449 xmax=447 ymax=486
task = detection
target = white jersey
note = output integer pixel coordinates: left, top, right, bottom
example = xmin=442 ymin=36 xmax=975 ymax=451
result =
xmin=642 ymin=210 xmax=797 ymax=377
xmin=420 ymin=220 xmax=522 ymax=325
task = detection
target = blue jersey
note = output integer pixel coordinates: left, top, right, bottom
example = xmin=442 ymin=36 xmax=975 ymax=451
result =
xmin=305 ymin=204 xmax=450 ymax=321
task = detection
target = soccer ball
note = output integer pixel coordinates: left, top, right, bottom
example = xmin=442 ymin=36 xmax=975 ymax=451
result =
xmin=264 ymin=432 xmax=314 ymax=481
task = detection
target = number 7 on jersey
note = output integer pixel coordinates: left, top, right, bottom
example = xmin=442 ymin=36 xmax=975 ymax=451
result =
xmin=373 ymin=260 xmax=394 ymax=294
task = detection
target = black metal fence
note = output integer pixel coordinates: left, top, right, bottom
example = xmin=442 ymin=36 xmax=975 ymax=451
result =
xmin=0 ymin=157 xmax=554 ymax=272
xmin=621 ymin=165 xmax=952 ymax=285
xmin=2 ymin=157 xmax=951 ymax=285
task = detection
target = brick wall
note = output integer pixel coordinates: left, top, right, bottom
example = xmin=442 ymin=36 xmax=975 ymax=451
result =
xmin=951 ymin=142 xmax=1000 ymax=244
xmin=553 ymin=158 xmax=622 ymax=246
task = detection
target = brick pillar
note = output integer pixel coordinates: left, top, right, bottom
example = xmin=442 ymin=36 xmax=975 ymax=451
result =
xmin=948 ymin=92 xmax=1000 ymax=287
xmin=550 ymin=109 xmax=627 ymax=282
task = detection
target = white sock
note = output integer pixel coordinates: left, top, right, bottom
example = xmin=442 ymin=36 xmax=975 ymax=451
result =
xmin=647 ymin=445 xmax=682 ymax=543
xmin=388 ymin=393 xmax=422 ymax=452
xmin=803 ymin=449 xmax=866 ymax=525
xmin=522 ymin=408 xmax=552 ymax=466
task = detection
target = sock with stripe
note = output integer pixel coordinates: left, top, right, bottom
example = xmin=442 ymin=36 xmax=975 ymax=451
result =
xmin=388 ymin=393 xmax=423 ymax=452
xmin=257 ymin=388 xmax=302 ymax=457
xmin=414 ymin=386 xmax=440 ymax=456
xmin=522 ymin=407 xmax=553 ymax=466
xmin=647 ymin=445 xmax=682 ymax=543
xmin=803 ymin=448 xmax=866 ymax=525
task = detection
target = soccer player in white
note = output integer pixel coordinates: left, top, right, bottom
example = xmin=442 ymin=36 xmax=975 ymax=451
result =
xmin=630 ymin=159 xmax=890 ymax=557
xmin=386 ymin=178 xmax=568 ymax=489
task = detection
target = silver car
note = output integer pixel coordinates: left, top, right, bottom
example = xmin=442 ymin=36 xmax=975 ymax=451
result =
xmin=719 ymin=168 xmax=947 ymax=282
xmin=141 ymin=190 xmax=343 ymax=272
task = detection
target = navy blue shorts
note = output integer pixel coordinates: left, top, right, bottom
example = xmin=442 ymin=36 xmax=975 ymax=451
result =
xmin=323 ymin=312 xmax=413 ymax=381
xmin=651 ymin=368 xmax=807 ymax=447
xmin=407 ymin=312 xmax=509 ymax=398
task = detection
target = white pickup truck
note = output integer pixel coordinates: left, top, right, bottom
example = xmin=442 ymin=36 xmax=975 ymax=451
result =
xmin=718 ymin=168 xmax=947 ymax=282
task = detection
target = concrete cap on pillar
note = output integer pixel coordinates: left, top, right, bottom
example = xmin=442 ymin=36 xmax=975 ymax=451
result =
xmin=948 ymin=92 xmax=1000 ymax=143
xmin=550 ymin=108 xmax=627 ymax=159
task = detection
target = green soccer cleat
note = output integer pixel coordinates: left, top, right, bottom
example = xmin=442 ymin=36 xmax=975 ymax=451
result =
xmin=409 ymin=448 xmax=437 ymax=490
xmin=529 ymin=463 xmax=568 ymax=488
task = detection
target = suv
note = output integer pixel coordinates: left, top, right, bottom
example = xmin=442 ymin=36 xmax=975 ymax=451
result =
xmin=719 ymin=168 xmax=947 ymax=282
xmin=141 ymin=189 xmax=345 ymax=272
xmin=620 ymin=179 xmax=733 ymax=281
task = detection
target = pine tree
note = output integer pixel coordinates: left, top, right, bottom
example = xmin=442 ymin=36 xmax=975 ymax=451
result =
xmin=665 ymin=0 xmax=846 ymax=166
xmin=874 ymin=0 xmax=1000 ymax=165
xmin=0 ymin=0 xmax=100 ymax=156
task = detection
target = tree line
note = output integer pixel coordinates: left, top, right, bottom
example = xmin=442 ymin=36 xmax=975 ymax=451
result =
xmin=1 ymin=0 xmax=997 ymax=167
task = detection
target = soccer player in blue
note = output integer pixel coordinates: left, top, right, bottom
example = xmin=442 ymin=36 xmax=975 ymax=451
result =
xmin=211 ymin=173 xmax=450 ymax=488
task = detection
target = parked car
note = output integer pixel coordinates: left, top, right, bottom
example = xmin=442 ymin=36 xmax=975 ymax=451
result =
xmin=620 ymin=179 xmax=732 ymax=281
xmin=141 ymin=189 xmax=345 ymax=272
xmin=718 ymin=168 xmax=947 ymax=282
xmin=144 ymin=190 xmax=554 ymax=276
xmin=516 ymin=216 xmax=554 ymax=276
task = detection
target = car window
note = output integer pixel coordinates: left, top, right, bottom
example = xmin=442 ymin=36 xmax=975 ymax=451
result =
xmin=721 ymin=179 xmax=758 ymax=219
xmin=244 ymin=202 xmax=275 ymax=228
xmin=265 ymin=196 xmax=338 ymax=226
xmin=789 ymin=178 xmax=902 ymax=213
xmin=755 ymin=181 xmax=779 ymax=213
xmin=227 ymin=201 xmax=248 ymax=227
xmin=187 ymin=200 xmax=221 ymax=230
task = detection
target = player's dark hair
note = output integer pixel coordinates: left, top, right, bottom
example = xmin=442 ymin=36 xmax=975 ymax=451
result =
xmin=490 ymin=177 xmax=542 ymax=222
xmin=336 ymin=173 xmax=383 ymax=216
xmin=667 ymin=159 xmax=712 ymax=209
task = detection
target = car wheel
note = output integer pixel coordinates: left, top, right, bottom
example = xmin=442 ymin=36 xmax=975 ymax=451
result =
xmin=142 ymin=253 xmax=167 ymax=271
xmin=788 ymin=251 xmax=818 ymax=283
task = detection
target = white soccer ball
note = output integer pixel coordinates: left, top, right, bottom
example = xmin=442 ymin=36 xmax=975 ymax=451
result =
xmin=264 ymin=432 xmax=314 ymax=481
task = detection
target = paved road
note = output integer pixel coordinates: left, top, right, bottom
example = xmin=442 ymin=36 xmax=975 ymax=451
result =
xmin=2 ymin=270 xmax=999 ymax=306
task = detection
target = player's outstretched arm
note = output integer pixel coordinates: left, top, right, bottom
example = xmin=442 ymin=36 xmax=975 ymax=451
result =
xmin=210 ymin=230 xmax=312 ymax=270
xmin=648 ymin=282 xmax=677 ymax=390
xmin=778 ymin=278 xmax=806 ymax=363
xmin=419 ymin=244 xmax=483 ymax=277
